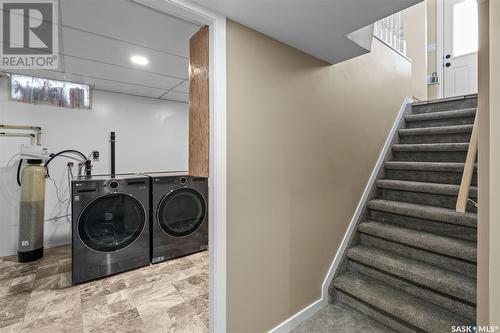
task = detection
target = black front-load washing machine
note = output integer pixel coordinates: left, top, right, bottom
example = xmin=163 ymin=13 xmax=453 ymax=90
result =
xmin=71 ymin=174 xmax=150 ymax=284
xmin=145 ymin=172 xmax=208 ymax=264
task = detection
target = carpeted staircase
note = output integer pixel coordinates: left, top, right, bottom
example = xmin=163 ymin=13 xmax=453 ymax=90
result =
xmin=293 ymin=95 xmax=478 ymax=333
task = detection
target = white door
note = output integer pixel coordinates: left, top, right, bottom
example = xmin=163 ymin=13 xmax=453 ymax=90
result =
xmin=443 ymin=0 xmax=478 ymax=98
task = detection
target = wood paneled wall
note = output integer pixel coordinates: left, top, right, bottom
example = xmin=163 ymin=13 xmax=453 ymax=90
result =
xmin=189 ymin=26 xmax=209 ymax=177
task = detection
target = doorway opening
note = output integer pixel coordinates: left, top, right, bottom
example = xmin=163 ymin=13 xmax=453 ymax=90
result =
xmin=430 ymin=0 xmax=479 ymax=99
xmin=0 ymin=1 xmax=226 ymax=332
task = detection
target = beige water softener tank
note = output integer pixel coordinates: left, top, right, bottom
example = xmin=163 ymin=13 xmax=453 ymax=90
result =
xmin=18 ymin=160 xmax=46 ymax=262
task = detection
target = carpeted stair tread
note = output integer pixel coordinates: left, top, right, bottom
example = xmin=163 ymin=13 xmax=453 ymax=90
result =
xmin=412 ymin=96 xmax=476 ymax=107
xmin=334 ymin=272 xmax=470 ymax=333
xmin=325 ymin=97 xmax=478 ymax=331
xmin=291 ymin=303 xmax=396 ymax=333
xmin=405 ymin=108 xmax=476 ymax=122
xmin=358 ymin=221 xmax=476 ymax=262
xmin=399 ymin=124 xmax=473 ymax=136
xmin=384 ymin=161 xmax=477 ymax=172
xmin=347 ymin=246 xmax=476 ymax=303
xmin=392 ymin=143 xmax=469 ymax=152
xmin=367 ymin=199 xmax=477 ymax=227
xmin=376 ymin=179 xmax=477 ymax=198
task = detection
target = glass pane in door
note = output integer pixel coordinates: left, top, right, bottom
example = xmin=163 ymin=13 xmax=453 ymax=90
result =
xmin=452 ymin=0 xmax=478 ymax=57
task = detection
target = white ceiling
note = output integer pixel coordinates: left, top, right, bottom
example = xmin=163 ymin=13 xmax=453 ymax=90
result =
xmin=2 ymin=0 xmax=202 ymax=103
xmin=191 ymin=0 xmax=422 ymax=64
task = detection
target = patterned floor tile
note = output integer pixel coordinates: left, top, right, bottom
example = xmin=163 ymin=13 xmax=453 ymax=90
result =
xmin=0 ymin=246 xmax=208 ymax=332
xmin=0 ymin=292 xmax=30 ymax=328
xmin=85 ymin=308 xmax=145 ymax=333
xmin=172 ymin=273 xmax=209 ymax=302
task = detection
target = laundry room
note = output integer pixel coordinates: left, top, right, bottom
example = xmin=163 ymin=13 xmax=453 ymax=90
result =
xmin=0 ymin=1 xmax=209 ymax=332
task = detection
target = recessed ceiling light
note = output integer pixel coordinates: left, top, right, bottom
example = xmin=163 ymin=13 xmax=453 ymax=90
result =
xmin=131 ymin=55 xmax=149 ymax=66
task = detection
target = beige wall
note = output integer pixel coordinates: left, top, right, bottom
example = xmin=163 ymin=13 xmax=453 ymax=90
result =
xmin=477 ymin=0 xmax=489 ymax=325
xmin=477 ymin=0 xmax=499 ymax=325
xmin=404 ymin=2 xmax=428 ymax=101
xmin=489 ymin=0 xmax=500 ymax=323
xmin=226 ymin=20 xmax=415 ymax=332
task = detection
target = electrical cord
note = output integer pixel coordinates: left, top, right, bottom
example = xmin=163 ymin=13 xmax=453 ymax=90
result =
xmin=49 ymin=177 xmax=68 ymax=204
xmin=46 ymin=164 xmax=74 ymax=224
xmin=66 ymin=164 xmax=73 ymax=223
xmin=45 ymin=214 xmax=71 ymax=223
xmin=6 ymin=153 xmax=20 ymax=166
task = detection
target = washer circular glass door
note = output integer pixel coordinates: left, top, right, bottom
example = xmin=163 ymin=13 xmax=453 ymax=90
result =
xmin=78 ymin=193 xmax=145 ymax=252
xmin=157 ymin=187 xmax=206 ymax=237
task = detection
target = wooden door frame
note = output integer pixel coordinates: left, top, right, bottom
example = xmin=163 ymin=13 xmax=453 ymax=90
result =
xmin=132 ymin=1 xmax=227 ymax=332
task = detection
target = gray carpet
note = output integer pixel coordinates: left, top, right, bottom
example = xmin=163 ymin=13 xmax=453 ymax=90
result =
xmin=303 ymin=96 xmax=478 ymax=333
xmin=292 ymin=303 xmax=395 ymax=333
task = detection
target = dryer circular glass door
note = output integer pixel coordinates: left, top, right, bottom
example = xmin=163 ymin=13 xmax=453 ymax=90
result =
xmin=78 ymin=193 xmax=145 ymax=252
xmin=157 ymin=187 xmax=206 ymax=237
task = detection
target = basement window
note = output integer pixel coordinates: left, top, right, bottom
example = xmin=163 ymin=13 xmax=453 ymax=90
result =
xmin=8 ymin=74 xmax=92 ymax=109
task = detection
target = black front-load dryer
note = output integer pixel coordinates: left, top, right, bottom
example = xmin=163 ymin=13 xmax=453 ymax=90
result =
xmin=71 ymin=174 xmax=150 ymax=284
xmin=145 ymin=172 xmax=208 ymax=264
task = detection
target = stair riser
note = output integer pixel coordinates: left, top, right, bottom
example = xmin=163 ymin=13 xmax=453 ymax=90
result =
xmin=392 ymin=151 xmax=467 ymax=162
xmin=384 ymin=169 xmax=478 ymax=186
xmin=336 ymin=292 xmax=419 ymax=333
xmin=412 ymin=99 xmax=477 ymax=114
xmin=360 ymin=234 xmax=477 ymax=278
xmin=349 ymin=262 xmax=476 ymax=320
xmin=377 ymin=188 xmax=477 ymax=212
xmin=406 ymin=117 xmax=475 ymax=129
xmin=399 ymin=133 xmax=471 ymax=144
xmin=368 ymin=210 xmax=477 ymax=241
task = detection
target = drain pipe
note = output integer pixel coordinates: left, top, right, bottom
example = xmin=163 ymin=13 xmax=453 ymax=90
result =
xmin=110 ymin=131 xmax=116 ymax=177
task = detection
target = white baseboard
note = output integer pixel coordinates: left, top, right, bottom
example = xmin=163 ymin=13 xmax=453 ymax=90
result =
xmin=266 ymin=97 xmax=413 ymax=333
xmin=267 ymin=298 xmax=325 ymax=333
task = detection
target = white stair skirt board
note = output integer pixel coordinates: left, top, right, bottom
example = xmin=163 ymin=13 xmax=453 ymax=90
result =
xmin=268 ymin=298 xmax=325 ymax=333
xmin=267 ymin=96 xmax=414 ymax=333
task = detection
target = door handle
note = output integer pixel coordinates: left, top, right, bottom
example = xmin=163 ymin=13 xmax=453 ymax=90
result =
xmin=445 ymin=62 xmax=451 ymax=67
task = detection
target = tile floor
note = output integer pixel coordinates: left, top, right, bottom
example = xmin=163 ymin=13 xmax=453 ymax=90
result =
xmin=0 ymin=246 xmax=208 ymax=333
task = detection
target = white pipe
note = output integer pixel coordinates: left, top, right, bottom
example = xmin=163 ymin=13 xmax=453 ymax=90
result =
xmin=0 ymin=124 xmax=42 ymax=145
xmin=0 ymin=132 xmax=36 ymax=145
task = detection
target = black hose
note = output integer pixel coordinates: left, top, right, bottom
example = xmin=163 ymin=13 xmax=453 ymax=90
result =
xmin=16 ymin=159 xmax=23 ymax=186
xmin=45 ymin=150 xmax=87 ymax=167
xmin=44 ymin=149 xmax=89 ymax=178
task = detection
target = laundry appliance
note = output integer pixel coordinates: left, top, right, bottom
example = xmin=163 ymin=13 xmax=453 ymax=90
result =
xmin=71 ymin=174 xmax=150 ymax=284
xmin=145 ymin=172 xmax=208 ymax=264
